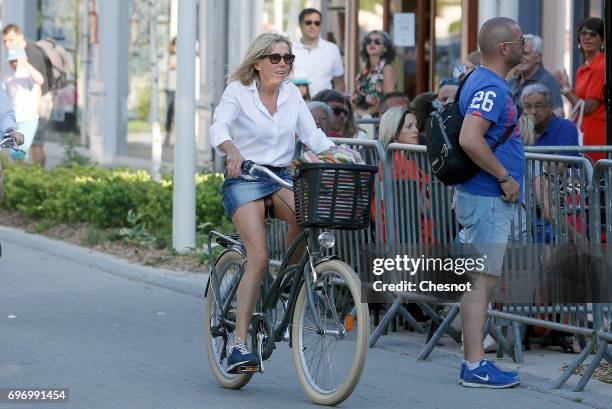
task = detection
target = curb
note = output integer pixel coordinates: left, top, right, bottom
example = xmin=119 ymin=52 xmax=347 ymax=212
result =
xmin=0 ymin=225 xmax=207 ymax=298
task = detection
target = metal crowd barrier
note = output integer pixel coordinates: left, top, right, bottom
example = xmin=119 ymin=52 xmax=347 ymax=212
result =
xmin=585 ymin=160 xmax=612 ymax=390
xmin=416 ymin=151 xmax=611 ymax=391
xmin=356 ymin=117 xmax=380 ymax=141
xmin=492 ymin=153 xmax=599 ymax=391
xmin=263 ymin=138 xmax=612 ymax=390
xmin=355 ymin=117 xmax=381 ymax=126
xmin=525 ymin=145 xmax=612 ymax=160
xmin=368 ymin=143 xmax=460 ymax=347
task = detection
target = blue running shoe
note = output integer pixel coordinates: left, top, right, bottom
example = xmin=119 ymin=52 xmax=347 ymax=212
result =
xmin=227 ymin=340 xmax=258 ymax=374
xmin=462 ymin=359 xmax=520 ymax=388
xmin=461 ymin=360 xmax=517 ymax=383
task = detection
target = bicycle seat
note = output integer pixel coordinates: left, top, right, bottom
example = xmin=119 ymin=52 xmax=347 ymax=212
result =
xmin=264 ymin=196 xmax=275 ymax=218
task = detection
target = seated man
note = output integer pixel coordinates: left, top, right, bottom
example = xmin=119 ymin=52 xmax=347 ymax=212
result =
xmin=520 ymin=83 xmax=580 ymax=240
xmin=521 ymin=83 xmax=578 ymax=150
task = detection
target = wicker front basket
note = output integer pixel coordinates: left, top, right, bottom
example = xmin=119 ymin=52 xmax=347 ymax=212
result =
xmin=293 ymin=163 xmax=378 ymax=230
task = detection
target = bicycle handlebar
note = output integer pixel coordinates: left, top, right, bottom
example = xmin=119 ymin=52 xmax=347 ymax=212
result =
xmin=0 ymin=135 xmax=25 ymax=154
xmin=241 ymin=160 xmax=293 ymax=190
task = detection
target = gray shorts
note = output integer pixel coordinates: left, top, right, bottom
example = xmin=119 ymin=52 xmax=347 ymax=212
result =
xmin=32 ymin=92 xmax=54 ymax=146
xmin=454 ymin=189 xmax=516 ymax=276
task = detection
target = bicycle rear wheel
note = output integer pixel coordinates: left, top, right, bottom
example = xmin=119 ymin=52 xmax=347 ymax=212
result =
xmin=291 ymin=259 xmax=369 ymax=405
xmin=204 ymin=250 xmax=253 ymax=389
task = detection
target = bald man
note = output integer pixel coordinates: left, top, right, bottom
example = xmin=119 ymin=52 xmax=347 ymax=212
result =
xmin=455 ymin=17 xmax=524 ymax=388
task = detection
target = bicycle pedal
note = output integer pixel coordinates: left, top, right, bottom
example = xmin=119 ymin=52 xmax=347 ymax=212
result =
xmin=237 ymin=365 xmax=260 ymax=373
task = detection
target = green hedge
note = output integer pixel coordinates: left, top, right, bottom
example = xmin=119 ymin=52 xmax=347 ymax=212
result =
xmin=1 ymin=159 xmax=232 ymax=246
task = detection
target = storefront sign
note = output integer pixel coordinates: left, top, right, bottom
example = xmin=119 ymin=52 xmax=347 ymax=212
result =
xmin=393 ymin=13 xmax=415 ymax=47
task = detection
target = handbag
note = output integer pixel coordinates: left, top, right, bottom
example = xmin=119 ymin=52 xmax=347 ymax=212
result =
xmin=569 ymin=99 xmax=585 ymax=146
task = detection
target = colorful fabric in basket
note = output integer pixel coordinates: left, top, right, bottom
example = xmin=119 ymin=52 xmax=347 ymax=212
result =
xmin=292 ymin=146 xmax=365 ymax=167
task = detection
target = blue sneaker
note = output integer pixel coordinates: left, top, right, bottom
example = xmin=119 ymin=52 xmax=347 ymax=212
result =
xmin=227 ymin=340 xmax=258 ymax=374
xmin=462 ymin=359 xmax=520 ymax=388
xmin=460 ymin=360 xmax=517 ymax=383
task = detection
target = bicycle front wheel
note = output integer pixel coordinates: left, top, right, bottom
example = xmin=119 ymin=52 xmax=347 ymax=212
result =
xmin=291 ymin=259 xmax=369 ymax=405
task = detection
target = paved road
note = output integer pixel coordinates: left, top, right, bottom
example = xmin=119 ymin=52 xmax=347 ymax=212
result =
xmin=0 ymin=235 xmax=592 ymax=409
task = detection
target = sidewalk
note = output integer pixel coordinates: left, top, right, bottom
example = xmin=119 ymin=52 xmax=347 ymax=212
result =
xmin=372 ymin=322 xmax=612 ymax=409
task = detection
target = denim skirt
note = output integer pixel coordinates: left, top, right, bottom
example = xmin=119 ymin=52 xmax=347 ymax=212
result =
xmin=221 ymin=167 xmax=292 ymax=218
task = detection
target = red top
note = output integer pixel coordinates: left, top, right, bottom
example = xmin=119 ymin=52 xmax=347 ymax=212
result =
xmin=574 ymin=52 xmax=606 ymax=161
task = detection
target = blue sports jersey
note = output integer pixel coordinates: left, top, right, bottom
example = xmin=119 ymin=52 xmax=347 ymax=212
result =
xmin=458 ymin=66 xmax=525 ymax=196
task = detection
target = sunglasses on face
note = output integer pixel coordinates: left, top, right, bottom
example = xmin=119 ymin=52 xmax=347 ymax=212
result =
xmin=496 ymin=36 xmax=525 ymax=48
xmin=332 ymin=107 xmax=349 ymax=117
xmin=303 ymin=20 xmax=321 ymax=26
xmin=262 ymin=53 xmax=295 ymax=64
xmin=365 ymin=37 xmax=382 ymax=46
xmin=579 ymin=29 xmax=599 ymax=38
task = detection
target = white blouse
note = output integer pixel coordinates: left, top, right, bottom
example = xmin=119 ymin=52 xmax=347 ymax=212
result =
xmin=210 ymin=80 xmax=334 ymax=167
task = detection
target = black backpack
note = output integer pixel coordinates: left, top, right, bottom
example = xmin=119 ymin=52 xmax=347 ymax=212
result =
xmin=425 ymin=72 xmax=516 ymax=185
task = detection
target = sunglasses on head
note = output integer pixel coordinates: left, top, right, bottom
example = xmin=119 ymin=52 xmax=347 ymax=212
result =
xmin=365 ymin=37 xmax=382 ymax=46
xmin=303 ymin=20 xmax=321 ymax=26
xmin=579 ymin=29 xmax=599 ymax=38
xmin=438 ymin=77 xmax=460 ymax=88
xmin=332 ymin=107 xmax=349 ymax=116
xmin=263 ymin=53 xmax=295 ymax=64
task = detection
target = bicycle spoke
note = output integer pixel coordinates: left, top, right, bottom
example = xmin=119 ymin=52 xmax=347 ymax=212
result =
xmin=296 ymin=266 xmax=364 ymax=396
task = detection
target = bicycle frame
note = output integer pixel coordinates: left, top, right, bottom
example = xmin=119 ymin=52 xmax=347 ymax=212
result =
xmin=207 ymin=224 xmax=332 ymax=345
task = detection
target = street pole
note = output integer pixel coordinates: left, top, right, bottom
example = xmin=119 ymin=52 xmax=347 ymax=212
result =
xmin=80 ymin=0 xmax=90 ymax=147
xmin=172 ymin=0 xmax=197 ymax=252
xmin=149 ymin=0 xmax=162 ymax=181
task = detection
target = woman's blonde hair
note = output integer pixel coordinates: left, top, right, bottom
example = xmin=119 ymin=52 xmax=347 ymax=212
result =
xmin=519 ymin=114 xmax=536 ymax=146
xmin=228 ymin=32 xmax=293 ymax=85
xmin=379 ymin=106 xmax=407 ymax=148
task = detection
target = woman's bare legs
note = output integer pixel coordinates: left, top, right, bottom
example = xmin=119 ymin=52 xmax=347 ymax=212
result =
xmin=232 ymin=200 xmax=267 ymax=342
xmin=232 ymin=188 xmax=299 ymax=342
xmin=271 ymin=187 xmax=299 ymax=244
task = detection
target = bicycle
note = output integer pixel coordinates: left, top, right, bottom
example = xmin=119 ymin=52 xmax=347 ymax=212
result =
xmin=204 ymin=159 xmax=377 ymax=405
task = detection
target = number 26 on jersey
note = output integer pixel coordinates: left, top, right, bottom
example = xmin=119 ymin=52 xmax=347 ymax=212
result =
xmin=469 ymin=91 xmax=496 ymax=112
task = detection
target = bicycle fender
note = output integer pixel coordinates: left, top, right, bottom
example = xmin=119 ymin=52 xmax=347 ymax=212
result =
xmin=204 ymin=248 xmax=245 ymax=298
xmin=313 ymin=255 xmax=340 ymax=266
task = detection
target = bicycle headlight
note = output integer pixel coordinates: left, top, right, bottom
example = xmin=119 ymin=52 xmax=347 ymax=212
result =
xmin=317 ymin=231 xmax=336 ymax=249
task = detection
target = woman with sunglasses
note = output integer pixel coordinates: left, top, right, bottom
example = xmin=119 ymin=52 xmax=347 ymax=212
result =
xmin=352 ymin=30 xmax=397 ymax=117
xmin=209 ymin=32 xmax=334 ymax=372
xmin=311 ymin=89 xmax=367 ymax=139
xmin=554 ymin=17 xmax=606 ymax=162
